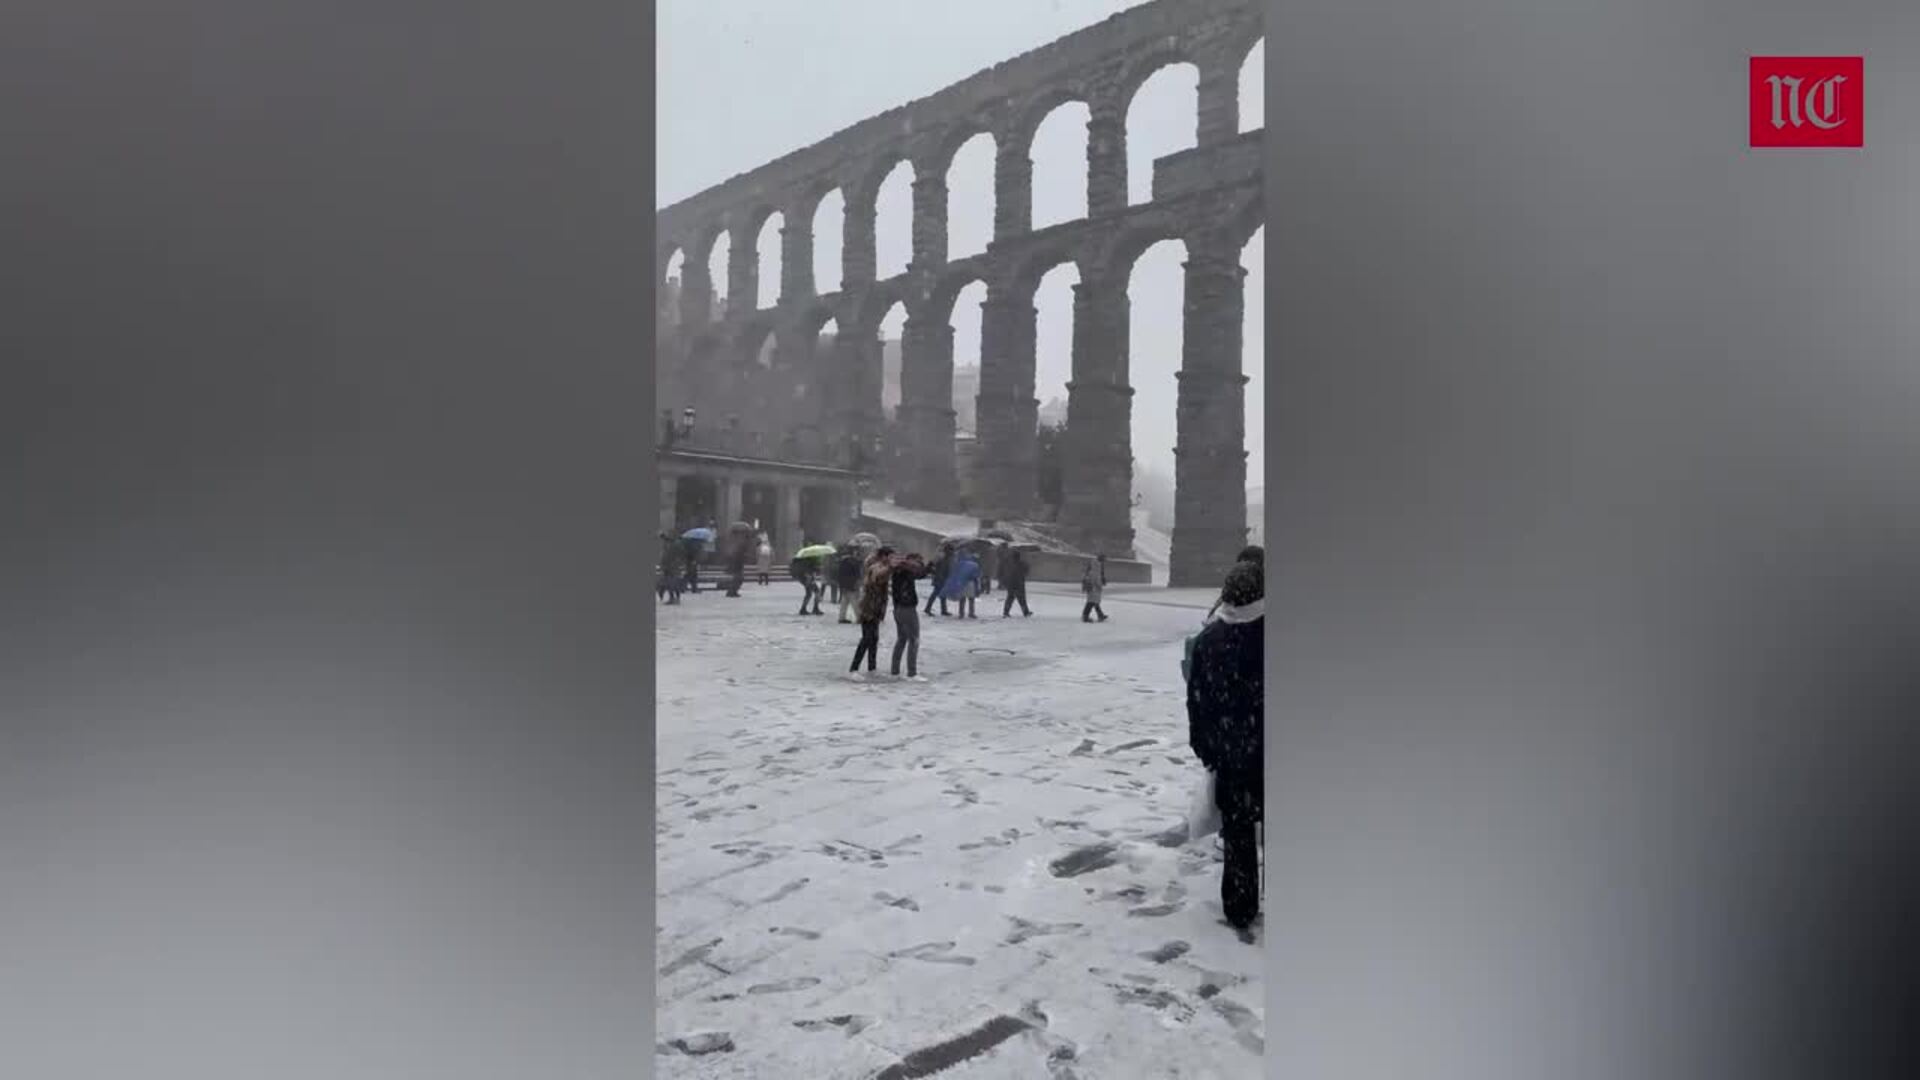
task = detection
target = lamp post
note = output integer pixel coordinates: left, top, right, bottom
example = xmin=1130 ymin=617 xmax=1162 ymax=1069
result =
xmin=660 ymin=406 xmax=696 ymax=451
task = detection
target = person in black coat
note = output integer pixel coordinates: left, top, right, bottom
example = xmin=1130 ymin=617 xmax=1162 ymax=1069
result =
xmin=723 ymin=536 xmax=748 ymax=598
xmin=656 ymin=532 xmax=682 ymax=605
xmin=887 ymin=552 xmax=928 ymax=678
xmin=998 ymin=542 xmax=1032 ymax=618
xmin=1186 ymin=559 xmax=1265 ymax=932
xmin=834 ymin=549 xmax=863 ymax=623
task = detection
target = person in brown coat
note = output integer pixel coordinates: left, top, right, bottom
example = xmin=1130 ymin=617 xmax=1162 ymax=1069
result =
xmin=848 ymin=546 xmax=894 ymax=677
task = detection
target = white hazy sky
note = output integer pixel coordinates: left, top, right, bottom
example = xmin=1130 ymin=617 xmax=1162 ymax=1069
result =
xmin=658 ymin=0 xmax=1263 ymax=483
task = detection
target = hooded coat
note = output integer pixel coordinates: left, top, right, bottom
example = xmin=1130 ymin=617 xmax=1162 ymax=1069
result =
xmin=938 ymin=554 xmax=981 ymax=600
xmin=855 ymin=555 xmax=893 ymax=622
xmin=1186 ymin=597 xmax=1264 ymax=777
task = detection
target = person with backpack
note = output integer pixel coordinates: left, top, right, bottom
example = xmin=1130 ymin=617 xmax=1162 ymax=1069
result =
xmin=1186 ymin=559 xmax=1266 ymax=932
xmin=1080 ymin=554 xmax=1109 ymax=622
xmin=887 ymin=552 xmax=928 ymax=680
xmin=848 ymin=546 xmax=894 ymax=678
xmin=998 ymin=542 xmax=1032 ymax=618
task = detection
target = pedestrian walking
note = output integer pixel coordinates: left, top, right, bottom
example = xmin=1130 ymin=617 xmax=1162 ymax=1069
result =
xmin=887 ymin=552 xmax=928 ymax=679
xmin=923 ymin=544 xmax=953 ymax=617
xmin=723 ymin=538 xmax=748 ymax=598
xmin=790 ymin=551 xmax=825 ymax=615
xmin=755 ymin=534 xmax=773 ymax=586
xmin=1185 ymin=559 xmax=1265 ymax=931
xmin=998 ymin=542 xmax=1032 ymax=618
xmin=941 ymin=550 xmax=981 ymax=619
xmin=680 ymin=535 xmax=704 ymax=594
xmin=1080 ymin=554 xmax=1109 ymax=622
xmin=834 ymin=547 xmax=863 ymax=623
xmin=848 ymin=546 xmax=894 ymax=677
xmin=656 ymin=532 xmax=683 ymax=605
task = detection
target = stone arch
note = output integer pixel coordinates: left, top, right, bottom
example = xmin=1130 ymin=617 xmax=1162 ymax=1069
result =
xmin=1122 ymin=56 xmax=1202 ymax=205
xmin=855 ymin=278 xmax=912 ymax=336
xmin=1237 ymin=38 xmax=1265 ymax=133
xmin=752 ymin=210 xmax=785 ymax=310
xmin=874 ymin=298 xmax=909 ymax=421
xmin=1022 ymin=96 xmax=1093 ymax=229
xmin=659 ymin=247 xmax=686 ymax=328
xmin=1007 ymin=242 xmax=1086 ymax=303
xmin=928 ymin=268 xmax=990 ymax=328
xmin=812 ymin=186 xmax=846 ymax=295
xmin=942 ymin=130 xmax=997 ymax=262
xmin=698 ymin=224 xmax=733 ymax=320
xmin=857 ymin=153 xmax=916 ymax=281
xmin=1119 ymin=232 xmax=1189 ymax=501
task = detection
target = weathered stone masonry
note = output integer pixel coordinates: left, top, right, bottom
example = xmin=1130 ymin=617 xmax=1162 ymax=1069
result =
xmin=656 ymin=0 xmax=1263 ymax=587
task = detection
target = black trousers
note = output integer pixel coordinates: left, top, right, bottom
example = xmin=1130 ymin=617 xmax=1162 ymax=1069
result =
xmin=798 ymin=578 xmax=822 ymax=613
xmin=1081 ymin=600 xmax=1106 ymax=621
xmin=1002 ymin=582 xmax=1030 ymax=616
xmin=1215 ymin=765 xmax=1264 ymax=928
xmin=924 ymin=582 xmax=948 ymax=616
xmin=850 ymin=619 xmax=881 ymax=671
xmin=890 ymin=606 xmax=920 ymax=676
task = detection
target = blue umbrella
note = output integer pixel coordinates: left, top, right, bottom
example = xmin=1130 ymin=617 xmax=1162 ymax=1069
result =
xmin=680 ymin=527 xmax=716 ymax=542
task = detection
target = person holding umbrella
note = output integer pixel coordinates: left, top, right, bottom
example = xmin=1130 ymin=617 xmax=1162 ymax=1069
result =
xmin=940 ymin=545 xmax=982 ymax=619
xmin=678 ymin=526 xmax=715 ymax=594
xmin=790 ymin=541 xmax=835 ymax=616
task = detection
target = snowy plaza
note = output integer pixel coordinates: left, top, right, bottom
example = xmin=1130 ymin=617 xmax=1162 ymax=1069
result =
xmin=655 ymin=579 xmax=1264 ymax=1078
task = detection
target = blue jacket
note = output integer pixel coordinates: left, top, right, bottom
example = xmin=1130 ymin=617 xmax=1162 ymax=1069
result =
xmin=938 ymin=556 xmax=981 ymax=599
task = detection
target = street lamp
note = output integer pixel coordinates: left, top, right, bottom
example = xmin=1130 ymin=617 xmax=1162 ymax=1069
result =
xmin=661 ymin=406 xmax=696 ymax=451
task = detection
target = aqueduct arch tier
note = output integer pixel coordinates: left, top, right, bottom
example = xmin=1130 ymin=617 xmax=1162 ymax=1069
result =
xmin=657 ymin=0 xmax=1261 ymax=587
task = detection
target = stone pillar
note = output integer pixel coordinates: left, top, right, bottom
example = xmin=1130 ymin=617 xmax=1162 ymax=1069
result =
xmin=994 ymin=145 xmax=1033 ymax=239
xmin=660 ymin=471 xmax=679 ymax=534
xmin=778 ymin=483 xmax=804 ymax=556
xmin=1169 ymin=247 xmax=1249 ymax=588
xmin=1197 ymin=61 xmax=1240 ymax=147
xmin=842 ymin=186 xmax=878 ymax=290
xmin=727 ymin=222 xmax=758 ymax=316
xmin=679 ymin=251 xmax=713 ymax=327
xmin=910 ymin=171 xmax=947 ymax=270
xmin=1062 ymin=276 xmax=1136 ymax=556
xmin=835 ymin=321 xmax=884 ymax=462
xmin=780 ymin=211 xmax=815 ymax=302
xmin=721 ymin=476 xmax=745 ymax=529
xmin=973 ymin=288 xmax=1038 ymax=523
xmin=894 ymin=314 xmax=957 ymax=511
xmin=1086 ymin=105 xmax=1128 ymax=216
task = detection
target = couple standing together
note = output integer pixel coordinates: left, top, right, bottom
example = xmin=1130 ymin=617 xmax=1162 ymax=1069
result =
xmin=847 ymin=546 xmax=929 ymax=681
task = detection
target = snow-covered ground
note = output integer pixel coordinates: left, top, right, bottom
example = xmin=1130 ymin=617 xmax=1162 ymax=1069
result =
xmin=655 ymin=579 xmax=1263 ymax=1079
